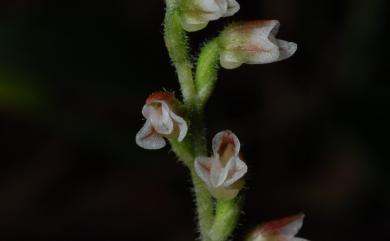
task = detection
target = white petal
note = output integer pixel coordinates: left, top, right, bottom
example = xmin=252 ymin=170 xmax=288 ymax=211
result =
xmin=194 ymin=156 xmax=213 ymax=187
xmin=169 ymin=110 xmax=188 ymax=142
xmin=215 ymin=0 xmax=228 ymax=16
xmin=246 ymin=46 xmax=280 ymax=64
xmin=181 ymin=14 xmax=208 ymax=32
xmin=223 ymin=157 xmax=247 ymax=186
xmin=223 ymin=0 xmax=240 ymax=17
xmin=243 ymin=20 xmax=280 ymax=64
xmin=267 ymin=20 xmax=280 ymax=38
xmin=220 ymin=50 xmax=243 ymax=69
xmin=141 ymin=104 xmax=150 ymax=118
xmin=276 ymin=39 xmax=297 ymax=61
xmin=149 ymin=101 xmax=174 ymax=135
xmin=210 ymin=157 xmax=228 ymax=187
xmin=196 ymin=0 xmax=221 ymax=13
xmin=135 ymin=120 xmax=166 ymax=150
xmin=212 ymin=130 xmax=241 ymax=156
xmin=279 ymin=214 xmax=305 ymax=237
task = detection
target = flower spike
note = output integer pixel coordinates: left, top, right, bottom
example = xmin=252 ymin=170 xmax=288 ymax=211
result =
xmin=219 ymin=20 xmax=297 ymax=69
xmin=195 ymin=130 xmax=247 ymax=199
xmin=136 ymin=92 xmax=188 ymax=150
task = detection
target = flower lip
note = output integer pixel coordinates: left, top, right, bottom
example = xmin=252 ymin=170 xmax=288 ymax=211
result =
xmin=212 ymin=129 xmax=240 ymax=159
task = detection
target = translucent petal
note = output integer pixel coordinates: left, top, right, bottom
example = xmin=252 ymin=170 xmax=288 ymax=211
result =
xmin=135 ymin=120 xmax=166 ymax=150
xmin=169 ymin=110 xmax=188 ymax=142
xmin=149 ymin=101 xmax=173 ymax=135
xmin=194 ymin=156 xmax=213 ymax=187
xmin=224 ymin=157 xmax=248 ymax=186
xmin=276 ymin=39 xmax=297 ymax=61
xmin=210 ymin=157 xmax=228 ymax=187
xmin=197 ymin=0 xmax=221 ymax=13
xmin=141 ymin=104 xmax=150 ymax=118
xmin=223 ymin=0 xmax=240 ymax=17
xmin=279 ymin=214 xmax=304 ymax=237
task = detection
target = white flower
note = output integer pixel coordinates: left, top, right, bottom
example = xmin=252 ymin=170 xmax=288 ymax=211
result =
xmin=195 ymin=130 xmax=247 ymax=199
xmin=135 ymin=92 xmax=188 ymax=150
xmin=248 ymin=214 xmax=309 ymax=241
xmin=219 ymin=20 xmax=297 ymax=69
xmin=180 ymin=0 xmax=240 ymax=32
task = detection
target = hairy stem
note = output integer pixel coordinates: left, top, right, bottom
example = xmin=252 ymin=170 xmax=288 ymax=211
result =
xmin=164 ymin=0 xmax=196 ymax=106
xmin=191 ymin=170 xmax=214 ymax=241
xmin=195 ymin=38 xmax=220 ymax=109
xmin=169 ymin=137 xmax=194 ymax=167
xmin=208 ymin=199 xmax=241 ymax=241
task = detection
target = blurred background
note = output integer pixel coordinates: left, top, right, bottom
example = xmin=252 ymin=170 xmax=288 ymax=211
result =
xmin=0 ymin=0 xmax=389 ymax=240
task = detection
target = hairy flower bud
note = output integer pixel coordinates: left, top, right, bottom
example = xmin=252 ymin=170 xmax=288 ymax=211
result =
xmin=248 ymin=214 xmax=308 ymax=241
xmin=180 ymin=0 xmax=240 ymax=32
xmin=136 ymin=92 xmax=188 ymax=150
xmin=195 ymin=130 xmax=247 ymax=199
xmin=219 ymin=20 xmax=297 ymax=69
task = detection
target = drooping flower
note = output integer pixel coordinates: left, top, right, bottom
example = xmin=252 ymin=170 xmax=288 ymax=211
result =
xmin=180 ymin=0 xmax=240 ymax=32
xmin=248 ymin=214 xmax=309 ymax=241
xmin=195 ymin=130 xmax=247 ymax=199
xmin=219 ymin=20 xmax=297 ymax=69
xmin=135 ymin=92 xmax=188 ymax=150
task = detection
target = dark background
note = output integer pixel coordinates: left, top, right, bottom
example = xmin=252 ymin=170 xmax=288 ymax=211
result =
xmin=0 ymin=0 xmax=389 ymax=240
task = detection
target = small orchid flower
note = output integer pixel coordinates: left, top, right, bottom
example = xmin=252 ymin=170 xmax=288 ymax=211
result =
xmin=135 ymin=92 xmax=188 ymax=150
xmin=219 ymin=20 xmax=298 ymax=69
xmin=248 ymin=214 xmax=308 ymax=241
xmin=180 ymin=0 xmax=240 ymax=32
xmin=195 ymin=130 xmax=247 ymax=199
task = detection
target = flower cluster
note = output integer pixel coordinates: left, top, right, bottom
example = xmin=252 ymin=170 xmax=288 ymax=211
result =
xmin=135 ymin=1 xmax=307 ymax=240
xmin=195 ymin=130 xmax=247 ymax=199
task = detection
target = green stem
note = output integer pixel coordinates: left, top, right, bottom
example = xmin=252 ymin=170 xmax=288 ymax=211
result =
xmin=164 ymin=0 xmax=196 ymax=106
xmin=169 ymin=137 xmax=194 ymax=167
xmin=191 ymin=170 xmax=214 ymax=241
xmin=208 ymin=199 xmax=241 ymax=241
xmin=195 ymin=38 xmax=220 ymax=109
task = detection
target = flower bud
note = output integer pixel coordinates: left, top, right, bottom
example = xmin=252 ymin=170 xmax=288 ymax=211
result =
xmin=195 ymin=130 xmax=247 ymax=199
xmin=248 ymin=214 xmax=308 ymax=241
xmin=135 ymin=92 xmax=188 ymax=150
xmin=180 ymin=0 xmax=240 ymax=32
xmin=219 ymin=20 xmax=297 ymax=69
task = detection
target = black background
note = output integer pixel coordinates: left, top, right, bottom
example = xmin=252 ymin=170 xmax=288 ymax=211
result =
xmin=0 ymin=0 xmax=389 ymax=240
